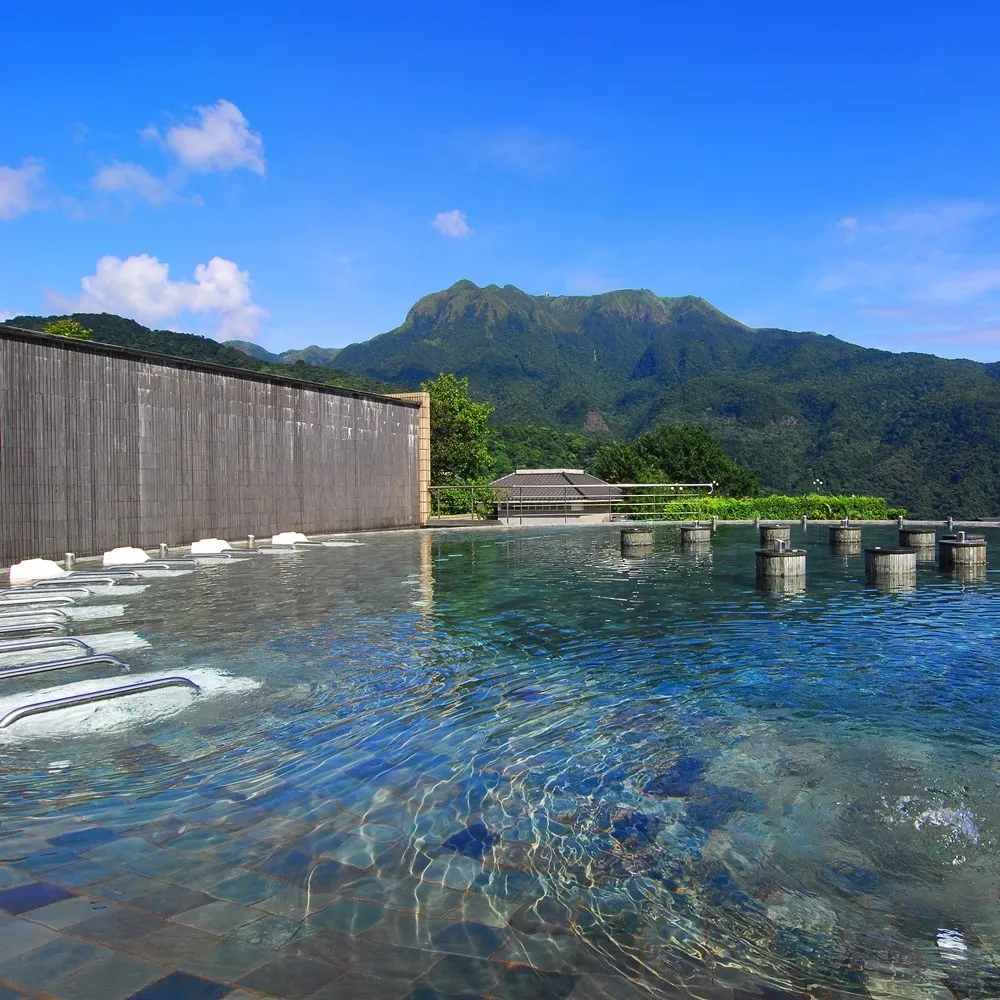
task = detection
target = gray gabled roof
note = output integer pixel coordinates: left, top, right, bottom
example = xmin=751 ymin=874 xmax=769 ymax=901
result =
xmin=490 ymin=468 xmax=622 ymax=500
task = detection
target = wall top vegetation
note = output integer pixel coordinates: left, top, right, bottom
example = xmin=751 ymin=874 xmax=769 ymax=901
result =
xmin=0 ymin=324 xmax=419 ymax=410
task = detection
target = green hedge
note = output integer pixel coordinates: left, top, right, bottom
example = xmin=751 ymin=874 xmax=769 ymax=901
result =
xmin=627 ymin=492 xmax=906 ymax=521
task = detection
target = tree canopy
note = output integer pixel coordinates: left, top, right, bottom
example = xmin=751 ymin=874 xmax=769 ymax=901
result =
xmin=421 ymin=373 xmax=494 ymax=485
xmin=44 ymin=318 xmax=93 ymax=340
xmin=590 ymin=425 xmax=759 ymax=495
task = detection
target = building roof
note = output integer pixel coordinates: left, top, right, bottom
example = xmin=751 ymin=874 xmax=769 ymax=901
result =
xmin=490 ymin=468 xmax=622 ymax=501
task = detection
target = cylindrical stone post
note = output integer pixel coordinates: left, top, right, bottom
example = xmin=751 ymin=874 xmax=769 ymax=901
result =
xmin=947 ymin=516 xmax=954 ymax=530
xmin=802 ymin=515 xmax=808 ymax=528
xmin=829 ymin=523 xmax=862 ymax=550
xmin=64 ymin=552 xmax=75 ymax=570
xmin=759 ymin=525 xmax=791 ymax=549
xmin=897 ymin=515 xmax=904 ymax=529
xmin=248 ymin=534 xmax=256 ymax=550
xmin=158 ymin=543 xmax=168 ymax=557
xmin=865 ymin=546 xmax=917 ymax=587
xmin=939 ymin=532 xmax=987 ymax=571
xmin=756 ymin=540 xmax=806 ymax=589
xmin=681 ymin=525 xmax=712 ymax=545
xmin=898 ymin=527 xmax=935 ymax=549
xmin=621 ymin=527 xmax=653 ymax=557
xmin=711 ymin=515 xmax=718 ymax=530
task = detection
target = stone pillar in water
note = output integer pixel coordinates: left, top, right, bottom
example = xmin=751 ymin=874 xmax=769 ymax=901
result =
xmin=756 ymin=539 xmax=806 ymax=593
xmin=621 ymin=527 xmax=653 ymax=557
xmin=681 ymin=525 xmax=712 ymax=545
xmin=939 ymin=531 xmax=987 ymax=572
xmin=759 ymin=524 xmax=791 ymax=549
xmin=865 ymin=546 xmax=917 ymax=591
xmin=829 ymin=520 xmax=862 ymax=553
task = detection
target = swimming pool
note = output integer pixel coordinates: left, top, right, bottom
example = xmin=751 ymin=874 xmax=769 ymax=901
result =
xmin=0 ymin=524 xmax=997 ymax=999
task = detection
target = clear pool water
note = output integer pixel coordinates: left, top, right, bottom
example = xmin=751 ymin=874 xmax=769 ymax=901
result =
xmin=1 ymin=524 xmax=999 ymax=999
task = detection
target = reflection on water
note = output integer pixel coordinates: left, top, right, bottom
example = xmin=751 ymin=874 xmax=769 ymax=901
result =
xmin=0 ymin=524 xmax=998 ymax=998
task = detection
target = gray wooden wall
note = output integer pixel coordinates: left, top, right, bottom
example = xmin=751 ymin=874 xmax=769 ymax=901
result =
xmin=0 ymin=329 xmax=420 ymax=564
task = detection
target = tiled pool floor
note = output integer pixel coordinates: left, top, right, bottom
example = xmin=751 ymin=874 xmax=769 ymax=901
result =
xmin=0 ymin=795 xmax=850 ymax=1000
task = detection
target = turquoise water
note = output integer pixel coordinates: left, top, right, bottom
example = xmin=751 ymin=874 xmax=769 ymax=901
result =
xmin=1 ymin=524 xmax=999 ymax=999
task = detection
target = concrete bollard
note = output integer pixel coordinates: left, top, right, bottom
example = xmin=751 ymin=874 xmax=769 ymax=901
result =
xmin=158 ymin=543 xmax=168 ymax=557
xmin=829 ymin=521 xmax=862 ymax=551
xmin=755 ymin=539 xmax=806 ymax=589
xmin=759 ymin=524 xmax=791 ymax=549
xmin=947 ymin=516 xmax=954 ymax=530
xmin=802 ymin=514 xmax=808 ymax=528
xmin=248 ymin=534 xmax=256 ymax=550
xmin=865 ymin=546 xmax=917 ymax=589
xmin=711 ymin=515 xmax=718 ymax=530
xmin=621 ymin=527 xmax=653 ymax=556
xmin=681 ymin=525 xmax=712 ymax=545
xmin=755 ymin=515 xmax=761 ymax=528
xmin=64 ymin=552 xmax=75 ymax=570
xmin=939 ymin=531 xmax=987 ymax=571
xmin=897 ymin=515 xmax=905 ymax=529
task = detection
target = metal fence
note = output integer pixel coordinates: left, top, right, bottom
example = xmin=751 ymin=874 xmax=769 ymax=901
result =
xmin=429 ymin=482 xmax=715 ymax=522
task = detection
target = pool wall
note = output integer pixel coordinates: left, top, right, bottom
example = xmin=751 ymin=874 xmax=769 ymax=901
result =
xmin=0 ymin=326 xmax=424 ymax=563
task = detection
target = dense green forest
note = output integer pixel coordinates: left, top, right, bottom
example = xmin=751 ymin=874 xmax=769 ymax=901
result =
xmin=333 ymin=281 xmax=1000 ymax=517
xmin=4 ymin=313 xmax=392 ymax=396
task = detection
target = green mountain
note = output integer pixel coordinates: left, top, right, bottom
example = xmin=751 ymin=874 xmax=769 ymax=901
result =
xmin=222 ymin=339 xmax=281 ymax=362
xmin=334 ymin=280 xmax=1000 ymax=517
xmin=3 ymin=313 xmax=396 ymax=397
xmin=223 ymin=340 xmax=342 ymax=368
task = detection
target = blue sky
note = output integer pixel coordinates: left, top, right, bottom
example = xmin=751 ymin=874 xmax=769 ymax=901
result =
xmin=3 ymin=2 xmax=1000 ymax=360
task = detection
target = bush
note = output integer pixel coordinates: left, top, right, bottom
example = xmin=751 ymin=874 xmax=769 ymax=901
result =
xmin=628 ymin=493 xmax=905 ymax=521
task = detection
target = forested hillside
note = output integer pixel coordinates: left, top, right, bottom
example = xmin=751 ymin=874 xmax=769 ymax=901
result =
xmin=4 ymin=314 xmax=394 ymax=396
xmin=334 ymin=281 xmax=1000 ymax=516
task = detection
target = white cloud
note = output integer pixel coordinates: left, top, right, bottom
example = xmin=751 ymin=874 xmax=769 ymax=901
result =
xmin=432 ymin=209 xmax=473 ymax=239
xmin=0 ymin=160 xmax=45 ymax=220
xmin=77 ymin=253 xmax=266 ymax=338
xmin=92 ymin=162 xmax=176 ymax=205
xmin=158 ymin=99 xmax=265 ymax=175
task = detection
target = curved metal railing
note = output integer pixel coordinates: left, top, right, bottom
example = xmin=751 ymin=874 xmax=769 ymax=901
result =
xmin=0 ymin=609 xmax=69 ymax=624
xmin=0 ymin=676 xmax=201 ymax=728
xmin=33 ymin=575 xmax=133 ymax=588
xmin=0 ymin=637 xmax=93 ymax=657
xmin=0 ymin=653 xmax=127 ymax=682
xmin=0 ymin=621 xmax=68 ymax=637
xmin=0 ymin=593 xmax=77 ymax=607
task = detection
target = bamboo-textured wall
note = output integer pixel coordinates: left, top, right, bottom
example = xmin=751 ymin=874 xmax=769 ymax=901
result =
xmin=0 ymin=328 xmax=421 ymax=564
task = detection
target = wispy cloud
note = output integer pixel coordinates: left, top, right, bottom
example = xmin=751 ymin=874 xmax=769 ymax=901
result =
xmin=458 ymin=127 xmax=574 ymax=175
xmin=0 ymin=159 xmax=46 ymax=220
xmin=813 ymin=199 xmax=1000 ymax=357
xmin=92 ymin=162 xmax=180 ymax=205
xmin=432 ymin=209 xmax=473 ymax=239
xmin=92 ymin=99 xmax=264 ymax=208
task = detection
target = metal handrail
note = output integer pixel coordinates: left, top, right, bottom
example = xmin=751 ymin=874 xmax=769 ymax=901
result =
xmin=33 ymin=575 xmax=128 ymax=588
xmin=68 ymin=570 xmax=140 ymax=579
xmin=0 ymin=622 xmax=67 ymax=637
xmin=0 ymin=654 xmax=127 ymax=682
xmin=0 ymin=594 xmax=77 ymax=607
xmin=0 ymin=609 xmax=68 ymax=623
xmin=0 ymin=676 xmax=200 ymax=728
xmin=17 ymin=587 xmax=94 ymax=598
xmin=0 ymin=637 xmax=94 ymax=656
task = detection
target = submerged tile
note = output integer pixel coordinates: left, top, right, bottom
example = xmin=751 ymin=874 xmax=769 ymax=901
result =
xmin=126 ymin=970 xmax=232 ymax=999
xmin=73 ymin=907 xmax=166 ymax=945
xmin=238 ymin=955 xmax=339 ymax=997
xmin=230 ymin=913 xmax=305 ymax=949
xmin=430 ymin=920 xmax=507 ymax=959
xmin=0 ymin=935 xmax=105 ymax=989
xmin=0 ymin=881 xmax=75 ymax=915
xmin=124 ymin=921 xmax=220 ymax=964
xmin=306 ymin=897 xmax=386 ymax=936
xmin=209 ymin=872 xmax=285 ymax=904
xmin=172 ymin=900 xmax=260 ymax=933
xmin=129 ymin=883 xmax=215 ymax=917
xmin=50 ymin=951 xmax=167 ymax=1000
xmin=0 ymin=918 xmax=59 ymax=961
xmin=177 ymin=939 xmax=281 ymax=983
xmin=24 ymin=894 xmax=112 ymax=928
xmin=416 ymin=954 xmax=502 ymax=995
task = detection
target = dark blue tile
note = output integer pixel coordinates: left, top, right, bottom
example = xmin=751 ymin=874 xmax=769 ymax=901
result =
xmin=259 ymin=849 xmax=313 ymax=884
xmin=441 ymin=822 xmax=495 ymax=860
xmin=50 ymin=827 xmax=119 ymax=849
xmin=0 ymin=881 xmax=75 ymax=914
xmin=643 ymin=755 xmax=705 ymax=797
xmin=128 ymin=970 xmax=232 ymax=999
